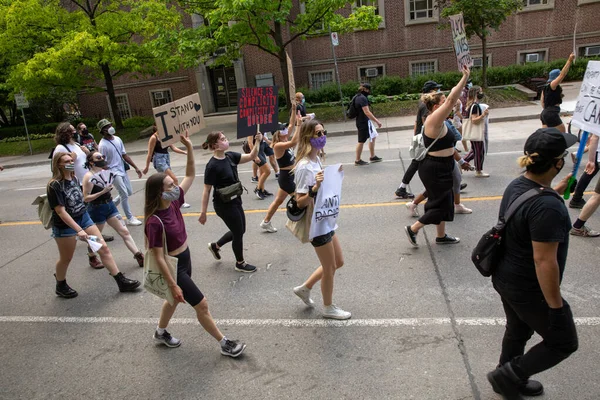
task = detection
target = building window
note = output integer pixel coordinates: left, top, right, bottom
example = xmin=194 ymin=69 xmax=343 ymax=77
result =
xmin=579 ymin=45 xmax=600 ymax=57
xmin=471 ymin=54 xmax=492 ymax=69
xmin=309 ymin=70 xmax=334 ymax=90
xmin=517 ymin=49 xmax=548 ymax=65
xmin=405 ymin=0 xmax=438 ymax=25
xmin=410 ymin=60 xmax=437 ymax=77
xmin=255 ymin=73 xmax=274 ymax=87
xmin=299 ymin=3 xmax=326 ymax=33
xmin=358 ymin=65 xmax=385 ymax=83
xmin=355 ymin=0 xmax=385 ymax=28
xmin=520 ymin=0 xmax=554 ymax=11
xmin=150 ymin=89 xmax=173 ymax=107
xmin=106 ymin=94 xmax=132 ymax=121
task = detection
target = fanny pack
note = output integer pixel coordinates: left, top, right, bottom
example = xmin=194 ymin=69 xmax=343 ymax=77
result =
xmin=215 ymin=154 xmax=246 ymax=202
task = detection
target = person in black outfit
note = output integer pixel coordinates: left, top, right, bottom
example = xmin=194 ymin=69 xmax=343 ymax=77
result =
xmin=395 ymin=80 xmax=442 ymax=199
xmin=354 ymin=83 xmax=383 ymax=166
xmin=487 ymin=128 xmax=579 ymax=399
xmin=404 ymin=66 xmax=470 ymax=247
xmin=295 ymin=92 xmax=307 ymax=117
xmin=540 ymin=53 xmax=574 ymax=133
xmin=200 ymin=131 xmax=263 ymax=273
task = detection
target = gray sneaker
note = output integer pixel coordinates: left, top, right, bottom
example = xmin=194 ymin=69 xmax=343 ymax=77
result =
xmin=221 ymin=339 xmax=246 ymax=358
xmin=153 ymin=330 xmax=181 ymax=348
xmin=570 ymin=226 xmax=600 ymax=237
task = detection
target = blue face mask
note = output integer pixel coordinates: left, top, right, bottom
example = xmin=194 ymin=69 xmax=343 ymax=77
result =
xmin=310 ymin=135 xmax=326 ymax=150
xmin=301 ymin=98 xmax=305 ymax=104
xmin=161 ymin=186 xmax=180 ymax=202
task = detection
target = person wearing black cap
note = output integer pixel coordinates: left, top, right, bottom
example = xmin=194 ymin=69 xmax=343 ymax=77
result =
xmin=354 ymin=83 xmax=383 ymax=166
xmin=487 ymin=127 xmax=578 ymax=399
xmin=395 ymin=80 xmax=441 ymax=199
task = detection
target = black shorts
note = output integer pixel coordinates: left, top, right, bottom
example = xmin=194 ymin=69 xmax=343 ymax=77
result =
xmin=357 ymin=124 xmax=370 ymax=143
xmin=540 ymin=106 xmax=563 ymax=128
xmin=311 ymin=230 xmax=335 ymax=248
xmin=175 ymin=247 xmax=204 ymax=307
xmin=264 ymin=145 xmax=274 ymax=157
xmin=278 ymin=169 xmax=296 ymax=194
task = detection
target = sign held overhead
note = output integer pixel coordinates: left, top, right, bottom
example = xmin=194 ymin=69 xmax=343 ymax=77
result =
xmin=236 ymin=86 xmax=279 ymax=138
xmin=153 ymin=93 xmax=205 ymax=148
xmin=449 ymin=13 xmax=473 ymax=72
xmin=572 ymin=61 xmax=600 ymax=136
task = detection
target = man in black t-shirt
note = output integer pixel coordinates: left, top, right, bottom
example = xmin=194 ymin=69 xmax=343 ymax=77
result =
xmin=354 ymin=83 xmax=383 ymax=166
xmin=487 ymin=128 xmax=578 ymax=399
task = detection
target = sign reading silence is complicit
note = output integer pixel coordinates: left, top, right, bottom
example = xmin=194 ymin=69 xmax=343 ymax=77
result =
xmin=153 ymin=93 xmax=206 ymax=148
xmin=236 ymin=86 xmax=279 ymax=138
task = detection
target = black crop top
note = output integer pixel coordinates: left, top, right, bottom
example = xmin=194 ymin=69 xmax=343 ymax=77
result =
xmin=423 ymin=123 xmax=455 ymax=153
xmin=276 ymin=148 xmax=295 ymax=168
xmin=153 ymin=135 xmax=169 ymax=154
xmin=89 ymin=183 xmax=112 ymax=204
xmin=543 ymin=84 xmax=563 ymax=108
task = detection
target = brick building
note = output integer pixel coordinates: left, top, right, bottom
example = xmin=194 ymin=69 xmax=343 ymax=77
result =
xmin=78 ymin=0 xmax=600 ymax=119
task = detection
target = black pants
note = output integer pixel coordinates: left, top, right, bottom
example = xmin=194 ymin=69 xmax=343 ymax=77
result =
xmin=493 ymin=279 xmax=578 ymax=379
xmin=175 ymin=248 xmax=204 ymax=307
xmin=418 ymin=155 xmax=455 ymax=225
xmin=402 ymin=159 xmax=420 ymax=185
xmin=214 ymin=199 xmax=246 ymax=263
xmin=573 ymin=156 xmax=599 ymax=201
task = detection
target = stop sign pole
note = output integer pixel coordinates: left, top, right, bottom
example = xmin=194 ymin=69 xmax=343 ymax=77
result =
xmin=14 ymin=93 xmax=32 ymax=155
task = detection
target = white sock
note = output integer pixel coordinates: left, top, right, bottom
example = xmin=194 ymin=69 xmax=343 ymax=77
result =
xmin=220 ymin=336 xmax=228 ymax=346
xmin=399 ymin=183 xmax=407 ymax=189
xmin=156 ymin=327 xmax=165 ymax=335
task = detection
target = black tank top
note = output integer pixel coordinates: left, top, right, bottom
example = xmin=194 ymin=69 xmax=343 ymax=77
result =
xmin=90 ymin=183 xmax=112 ymax=204
xmin=277 ymin=148 xmax=295 ymax=168
xmin=423 ymin=123 xmax=455 ymax=153
xmin=543 ymin=84 xmax=563 ymax=108
xmin=153 ymin=135 xmax=169 ymax=154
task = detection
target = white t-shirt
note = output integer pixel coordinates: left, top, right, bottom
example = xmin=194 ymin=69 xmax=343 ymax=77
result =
xmin=55 ymin=142 xmax=87 ymax=182
xmin=294 ymin=157 xmax=322 ymax=194
xmin=99 ymin=136 xmax=127 ymax=176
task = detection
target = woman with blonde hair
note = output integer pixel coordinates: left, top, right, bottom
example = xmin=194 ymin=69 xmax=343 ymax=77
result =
xmin=463 ymin=85 xmax=490 ymax=177
xmin=47 ymin=152 xmax=140 ymax=298
xmin=291 ymin=119 xmax=350 ymax=320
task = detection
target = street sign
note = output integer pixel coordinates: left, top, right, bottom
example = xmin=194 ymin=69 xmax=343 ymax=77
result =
xmin=14 ymin=93 xmax=29 ymax=109
xmin=331 ymin=32 xmax=339 ymax=47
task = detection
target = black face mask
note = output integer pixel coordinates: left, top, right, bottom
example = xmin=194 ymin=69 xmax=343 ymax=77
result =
xmin=477 ymin=93 xmax=485 ymax=100
xmin=94 ymin=160 xmax=107 ymax=168
xmin=82 ymin=129 xmax=89 ymax=135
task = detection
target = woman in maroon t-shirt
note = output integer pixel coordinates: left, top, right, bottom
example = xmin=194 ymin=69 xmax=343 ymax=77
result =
xmin=143 ymin=132 xmax=246 ymax=358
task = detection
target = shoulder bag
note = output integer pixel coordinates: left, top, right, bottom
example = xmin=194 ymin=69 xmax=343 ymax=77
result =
xmin=409 ymin=125 xmax=444 ymax=162
xmin=143 ymin=215 xmax=178 ymax=305
xmin=215 ymin=154 xmax=246 ymax=202
xmin=106 ymin=138 xmax=131 ymax=171
xmin=461 ymin=104 xmax=485 ymax=142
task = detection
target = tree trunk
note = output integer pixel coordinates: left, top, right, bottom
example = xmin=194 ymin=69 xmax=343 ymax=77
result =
xmin=0 ymin=106 xmax=9 ymax=127
xmin=100 ymin=63 xmax=123 ymax=128
xmin=481 ymin=35 xmax=488 ymax=89
xmin=273 ymin=22 xmax=291 ymax=109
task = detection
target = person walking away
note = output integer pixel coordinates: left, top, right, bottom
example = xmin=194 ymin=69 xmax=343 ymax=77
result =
xmin=463 ymin=86 xmax=490 ymax=177
xmin=354 ymin=83 xmax=382 ymax=166
xmin=540 ymin=53 xmax=575 ymax=133
xmin=487 ymin=128 xmax=578 ymax=399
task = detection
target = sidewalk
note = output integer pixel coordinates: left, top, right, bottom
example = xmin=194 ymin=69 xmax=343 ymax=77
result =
xmin=0 ymin=82 xmax=581 ymax=169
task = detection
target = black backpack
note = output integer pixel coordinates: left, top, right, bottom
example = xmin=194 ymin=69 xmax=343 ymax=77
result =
xmin=345 ymin=94 xmax=359 ymax=119
xmin=471 ymin=187 xmax=561 ymax=277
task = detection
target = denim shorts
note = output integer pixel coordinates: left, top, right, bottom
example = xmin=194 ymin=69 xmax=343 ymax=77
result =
xmin=153 ymin=153 xmax=171 ymax=172
xmin=87 ymin=201 xmax=120 ymax=225
xmin=311 ymin=230 xmax=335 ymax=248
xmin=51 ymin=212 xmax=95 ymax=238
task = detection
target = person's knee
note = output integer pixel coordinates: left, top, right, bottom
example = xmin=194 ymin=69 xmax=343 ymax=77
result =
xmin=336 ymin=257 xmax=344 ymax=269
xmin=195 ymin=298 xmax=210 ymax=315
xmin=97 ymin=246 xmax=111 ymax=258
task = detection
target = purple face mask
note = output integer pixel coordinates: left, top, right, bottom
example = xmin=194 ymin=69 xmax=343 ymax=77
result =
xmin=310 ymin=135 xmax=326 ymax=150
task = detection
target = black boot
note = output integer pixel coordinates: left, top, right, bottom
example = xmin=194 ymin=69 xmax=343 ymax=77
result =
xmin=492 ymin=363 xmax=544 ymax=396
xmin=113 ymin=272 xmax=141 ymax=292
xmin=54 ymin=274 xmax=78 ymax=299
xmin=487 ymin=362 xmax=525 ymax=400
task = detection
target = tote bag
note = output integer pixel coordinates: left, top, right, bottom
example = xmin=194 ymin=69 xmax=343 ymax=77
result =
xmin=286 ymin=201 xmax=314 ymax=244
xmin=143 ymin=216 xmax=178 ymax=305
xmin=461 ymin=104 xmax=485 ymax=142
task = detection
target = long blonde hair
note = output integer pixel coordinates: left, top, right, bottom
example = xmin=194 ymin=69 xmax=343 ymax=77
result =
xmin=293 ymin=119 xmax=322 ymax=169
xmin=466 ymin=86 xmax=481 ymax=112
xmin=48 ymin=152 xmax=73 ymax=189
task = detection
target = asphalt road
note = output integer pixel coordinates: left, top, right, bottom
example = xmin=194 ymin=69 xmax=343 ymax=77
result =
xmin=1 ymin=119 xmax=599 ymax=400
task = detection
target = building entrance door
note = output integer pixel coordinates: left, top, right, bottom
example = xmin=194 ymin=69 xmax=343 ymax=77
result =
xmin=209 ymin=66 xmax=238 ymax=112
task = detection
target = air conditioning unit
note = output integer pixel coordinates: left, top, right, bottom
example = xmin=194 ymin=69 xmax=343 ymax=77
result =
xmin=365 ymin=68 xmax=379 ymax=77
xmin=472 ymin=58 xmax=483 ymax=68
xmin=154 ymin=92 xmax=164 ymax=100
xmin=585 ymin=46 xmax=600 ymax=56
xmin=526 ymin=53 xmax=540 ymax=63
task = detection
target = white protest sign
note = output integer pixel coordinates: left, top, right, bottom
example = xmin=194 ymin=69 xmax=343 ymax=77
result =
xmin=449 ymin=13 xmax=473 ymax=72
xmin=153 ymin=93 xmax=205 ymax=148
xmin=309 ymin=164 xmax=343 ymax=240
xmin=89 ymin=169 xmax=115 ymax=189
xmin=572 ymin=61 xmax=600 ymax=136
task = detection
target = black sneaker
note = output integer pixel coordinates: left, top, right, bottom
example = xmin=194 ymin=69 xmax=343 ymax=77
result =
xmin=569 ymin=197 xmax=586 ymax=209
xmin=251 ymin=176 xmax=258 ymax=183
xmin=435 ymin=234 xmax=460 ymax=244
xmin=491 ymin=364 xmax=544 ymax=397
xmin=235 ymin=262 xmax=257 ymax=273
xmin=208 ymin=242 xmax=221 ymax=260
xmin=395 ymin=187 xmax=415 ymax=199
xmin=404 ymin=226 xmax=418 ymax=248
xmin=102 ymin=234 xmax=114 ymax=242
xmin=153 ymin=330 xmax=182 ymax=348
xmin=254 ymin=187 xmax=265 ymax=200
xmin=460 ymin=183 xmax=467 ymax=191
xmin=55 ymin=274 xmax=78 ymax=299
xmin=355 ymin=159 xmax=369 ymax=166
xmin=262 ymin=189 xmax=273 ymax=196
xmin=113 ymin=272 xmax=141 ymax=292
xmin=369 ymin=156 xmax=383 ymax=163
xmin=275 ymin=173 xmax=280 ymax=178
xmin=221 ymin=339 xmax=246 ymax=358
xmin=487 ymin=363 xmax=525 ymax=400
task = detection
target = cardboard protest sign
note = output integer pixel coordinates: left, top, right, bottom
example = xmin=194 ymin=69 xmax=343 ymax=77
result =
xmin=153 ymin=93 xmax=205 ymax=148
xmin=309 ymin=164 xmax=343 ymax=240
xmin=572 ymin=61 xmax=600 ymax=136
xmin=89 ymin=169 xmax=115 ymax=188
xmin=236 ymin=86 xmax=279 ymax=138
xmin=449 ymin=13 xmax=473 ymax=71
xmin=286 ymin=52 xmax=296 ymax=106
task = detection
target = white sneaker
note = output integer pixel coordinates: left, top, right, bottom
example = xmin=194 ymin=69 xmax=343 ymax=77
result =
xmin=260 ymin=220 xmax=277 ymax=233
xmin=475 ymin=171 xmax=490 ymax=178
xmin=405 ymin=201 xmax=419 ymax=217
xmin=293 ymin=285 xmax=314 ymax=307
xmin=454 ymin=203 xmax=472 ymax=214
xmin=181 ymin=203 xmax=191 ymax=209
xmin=127 ymin=217 xmax=143 ymax=226
xmin=322 ymin=304 xmax=351 ymax=320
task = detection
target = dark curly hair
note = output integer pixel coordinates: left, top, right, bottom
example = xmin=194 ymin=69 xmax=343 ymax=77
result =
xmin=54 ymin=122 xmax=73 ymax=146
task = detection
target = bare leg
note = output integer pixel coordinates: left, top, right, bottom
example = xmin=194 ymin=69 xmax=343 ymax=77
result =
xmin=106 ymin=216 xmax=140 ymax=255
xmin=158 ymin=300 xmax=178 ymax=329
xmin=193 ymin=298 xmax=224 ymax=341
xmin=269 ymin=155 xmax=279 ymax=173
xmin=355 ymin=143 xmax=365 ymax=162
xmin=462 ymin=140 xmax=469 ymax=152
xmin=579 ymin=193 xmax=600 ymax=221
xmin=257 ymin=164 xmax=270 ymax=190
xmin=303 ymin=235 xmax=345 ymax=290
xmin=413 ymin=192 xmax=427 ymax=206
xmin=410 ymin=220 xmax=425 ymax=234
xmin=264 ymin=189 xmax=288 ymax=223
xmin=252 ymin=162 xmax=258 ymax=179
xmin=436 ymin=222 xmax=446 ymax=238
xmin=84 ymin=225 xmax=119 ymax=276
xmin=54 ymin=237 xmax=77 ymax=281
xmin=310 ymin=235 xmax=344 ymax=306
xmin=368 ymin=138 xmax=376 ymax=158
xmin=454 ymin=193 xmax=461 ymax=205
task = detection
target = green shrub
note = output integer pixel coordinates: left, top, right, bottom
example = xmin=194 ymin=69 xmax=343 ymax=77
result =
xmin=122 ymin=116 xmax=154 ymax=128
xmin=0 ymin=133 xmax=54 ymax=143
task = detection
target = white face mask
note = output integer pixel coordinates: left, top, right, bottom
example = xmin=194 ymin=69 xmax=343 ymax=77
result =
xmin=107 ymin=127 xmax=116 ymax=135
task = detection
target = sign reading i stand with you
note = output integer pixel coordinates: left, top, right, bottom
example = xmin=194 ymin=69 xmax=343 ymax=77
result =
xmin=572 ymin=61 xmax=600 ymax=136
xmin=153 ymin=93 xmax=205 ymax=148
xmin=236 ymin=86 xmax=279 ymax=138
xmin=449 ymin=13 xmax=473 ymax=71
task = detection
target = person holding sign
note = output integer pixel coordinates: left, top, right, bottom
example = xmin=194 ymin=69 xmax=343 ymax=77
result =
xmin=142 ymin=125 xmax=190 ymax=208
xmin=200 ymin=131 xmax=264 ymax=273
xmin=82 ymin=152 xmax=145 ymax=268
xmin=540 ymin=53 xmax=575 ymax=133
xmin=247 ymin=131 xmax=273 ymax=200
xmin=404 ymin=65 xmax=470 ymax=248
xmin=291 ymin=119 xmax=350 ymax=320
xmin=144 ymin=133 xmax=246 ymax=357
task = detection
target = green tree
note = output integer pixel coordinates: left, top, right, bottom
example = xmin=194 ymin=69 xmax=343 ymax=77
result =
xmin=179 ymin=0 xmax=381 ymax=106
xmin=437 ymin=0 xmax=522 ymax=88
xmin=0 ymin=0 xmax=203 ymax=127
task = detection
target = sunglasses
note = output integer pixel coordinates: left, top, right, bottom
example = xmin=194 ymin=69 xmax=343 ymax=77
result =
xmin=315 ymin=130 xmax=327 ymax=137
xmin=93 ymin=156 xmax=105 ymax=161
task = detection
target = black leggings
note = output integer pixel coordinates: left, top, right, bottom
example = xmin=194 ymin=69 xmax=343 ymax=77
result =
xmin=573 ymin=156 xmax=599 ymax=201
xmin=402 ymin=158 xmax=420 ymax=185
xmin=175 ymin=248 xmax=204 ymax=307
xmin=214 ymin=200 xmax=246 ymax=262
